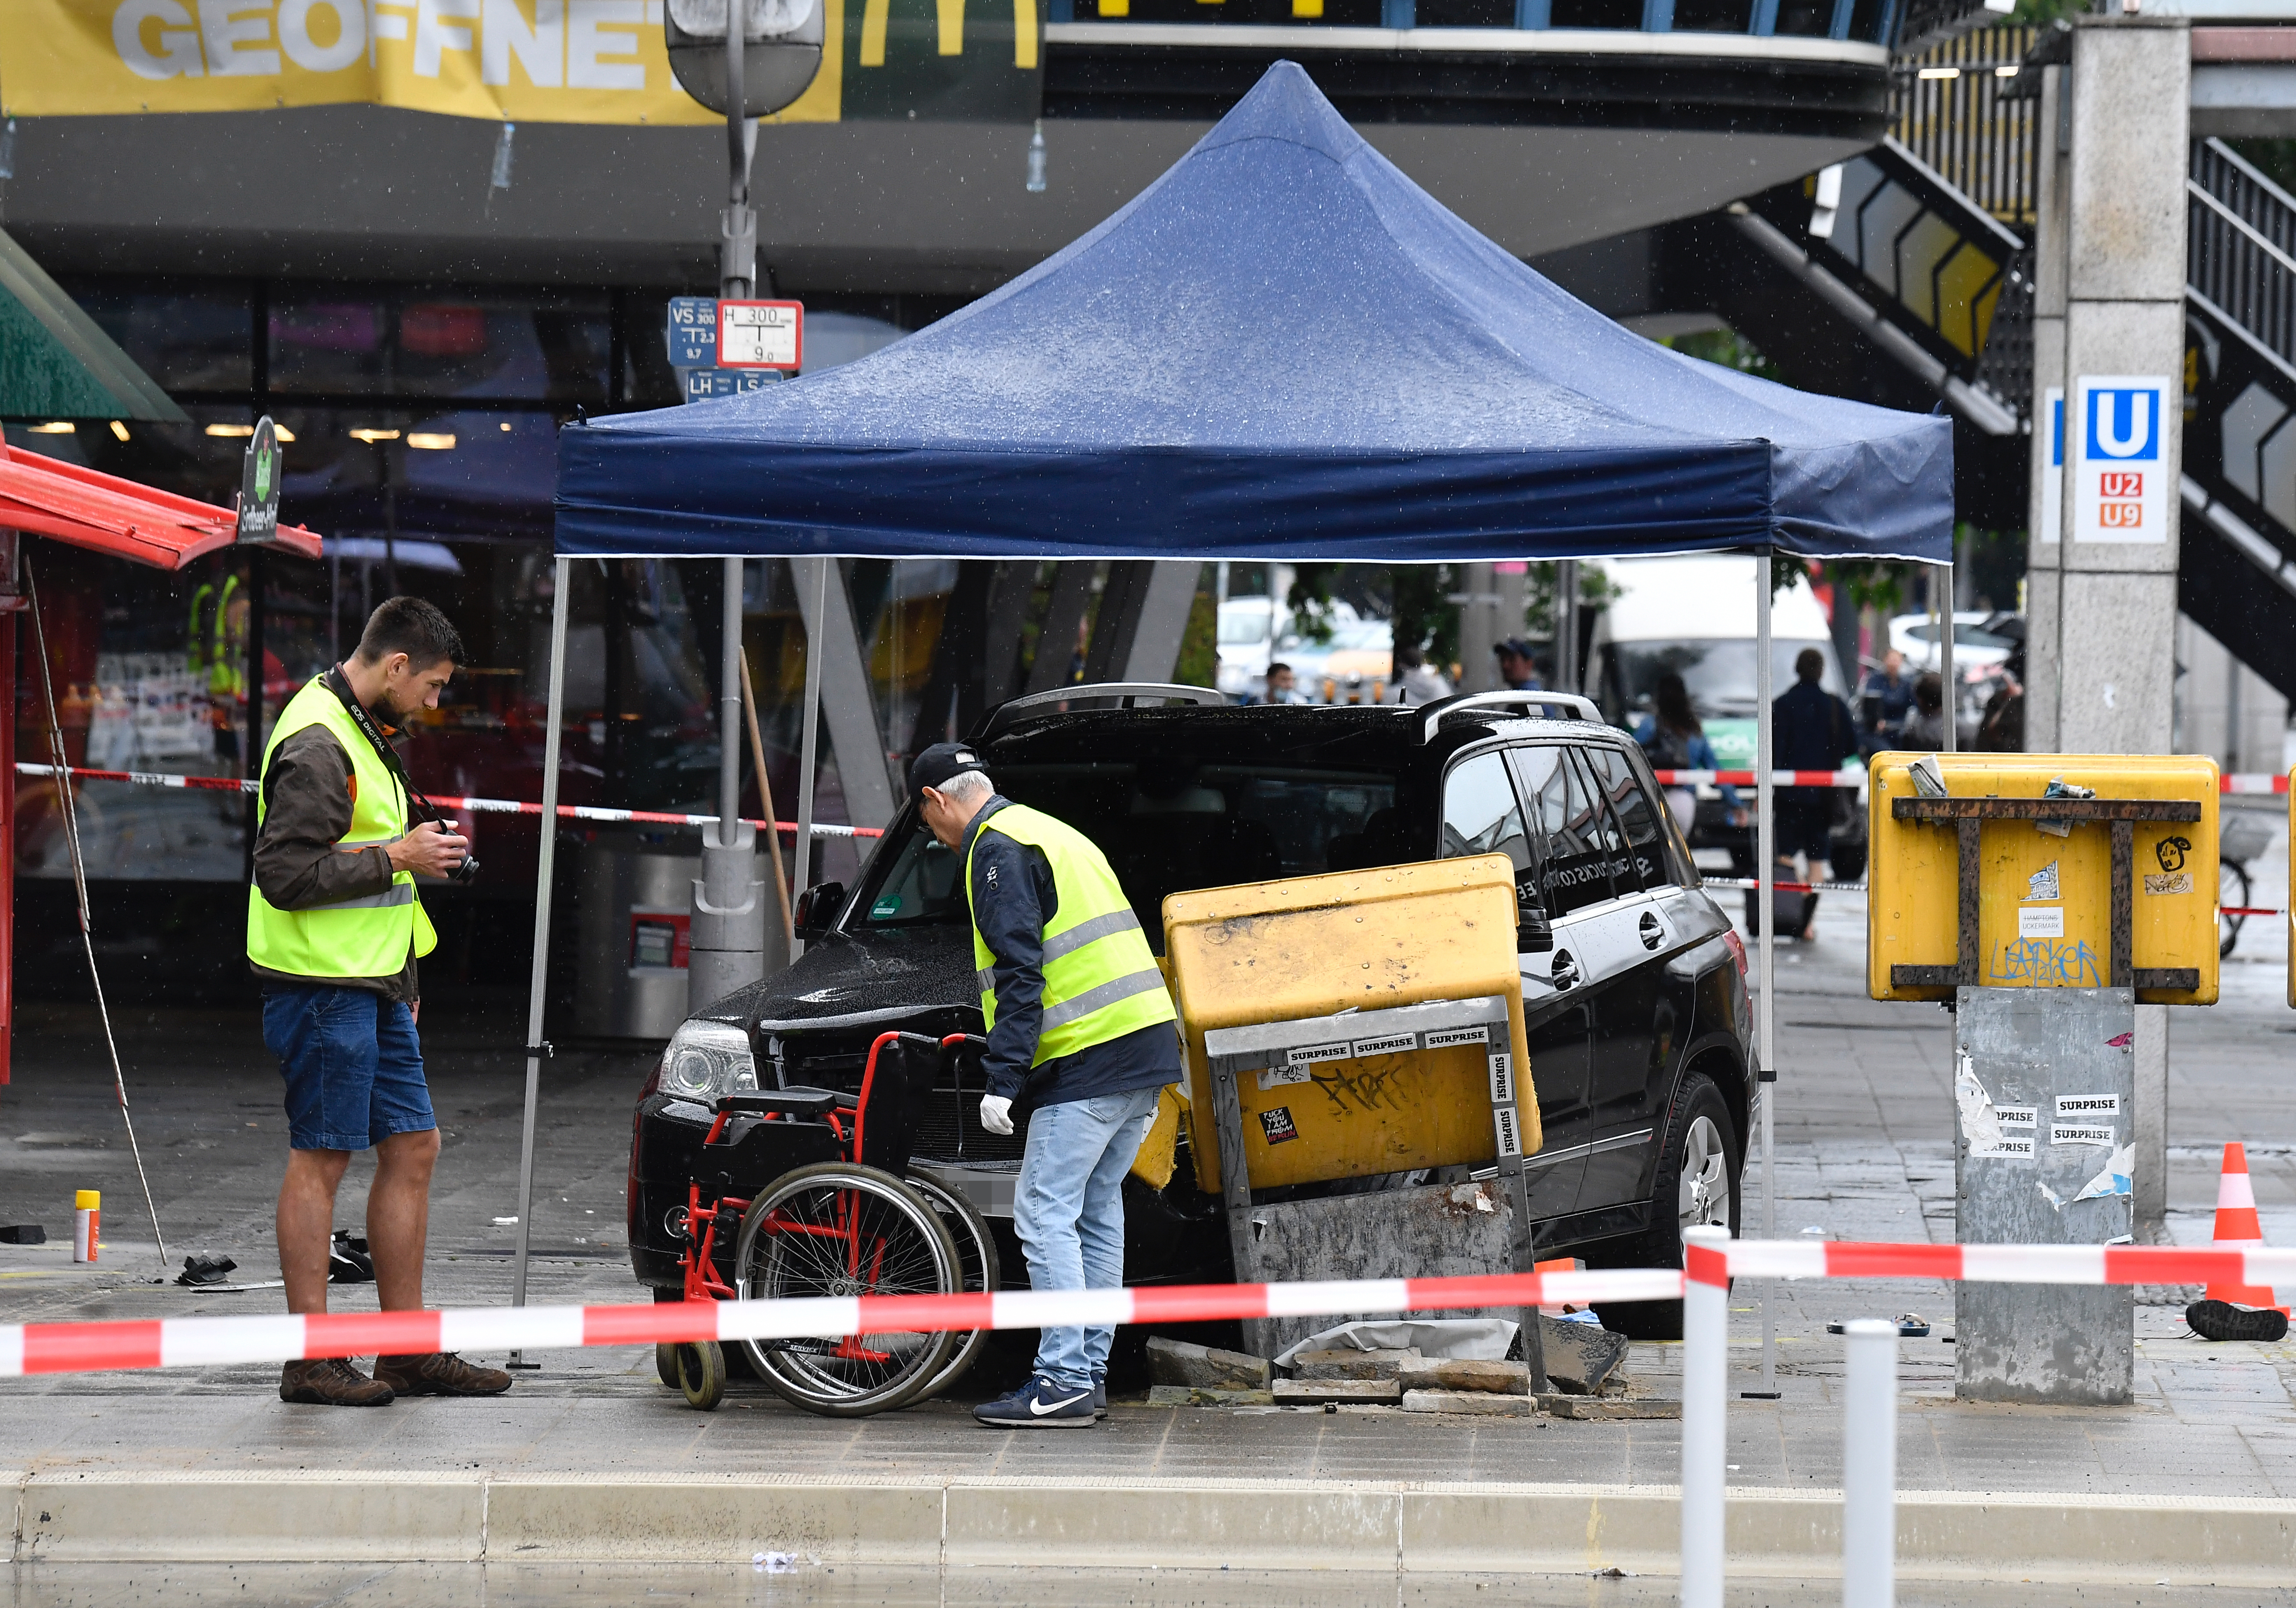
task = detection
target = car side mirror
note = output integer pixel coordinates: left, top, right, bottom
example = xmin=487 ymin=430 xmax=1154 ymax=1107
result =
xmin=792 ymin=881 xmax=845 ymax=938
xmin=1516 ymin=900 xmax=1554 ymax=955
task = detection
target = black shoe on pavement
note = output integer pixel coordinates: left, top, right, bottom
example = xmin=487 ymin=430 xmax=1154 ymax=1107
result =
xmin=974 ymin=1374 xmax=1096 ymax=1427
xmin=2187 ymin=1299 xmax=2290 ymax=1342
xmin=280 ymin=1357 xmax=395 ymax=1406
xmin=375 ymin=1351 xmax=515 ymax=1396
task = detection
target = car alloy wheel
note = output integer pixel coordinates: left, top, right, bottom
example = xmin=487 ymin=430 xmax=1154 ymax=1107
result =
xmin=1678 ymin=1114 xmax=1731 ymax=1235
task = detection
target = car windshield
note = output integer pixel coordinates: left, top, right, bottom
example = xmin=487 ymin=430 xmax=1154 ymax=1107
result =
xmin=1217 ymin=605 xmax=1276 ymax=645
xmin=855 ymin=760 xmax=1401 ymax=950
xmin=1610 ymin=638 xmax=1840 ymax=718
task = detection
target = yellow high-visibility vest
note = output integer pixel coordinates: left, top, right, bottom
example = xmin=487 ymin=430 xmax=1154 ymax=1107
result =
xmin=245 ymin=677 xmax=437 ymax=979
xmin=965 ymin=803 xmax=1174 ymax=1067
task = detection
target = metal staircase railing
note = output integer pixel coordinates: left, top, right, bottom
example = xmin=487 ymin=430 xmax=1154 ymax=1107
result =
xmin=2191 ymin=138 xmax=2296 ymax=371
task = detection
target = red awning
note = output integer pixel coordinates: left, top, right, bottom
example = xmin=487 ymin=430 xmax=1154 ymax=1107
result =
xmin=0 ymin=442 xmax=321 ymax=571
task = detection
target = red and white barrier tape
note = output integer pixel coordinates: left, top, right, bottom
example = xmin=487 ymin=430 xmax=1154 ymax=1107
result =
xmin=13 ymin=762 xmax=881 ymax=840
xmin=10 ymin=1238 xmax=2290 ymax=1379
xmin=0 ymin=1268 xmax=1679 ymax=1378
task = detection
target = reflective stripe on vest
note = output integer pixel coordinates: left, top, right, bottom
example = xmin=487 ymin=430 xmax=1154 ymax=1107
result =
xmin=965 ymin=803 xmax=1175 ymax=1068
xmin=245 ymin=677 xmax=438 ymax=979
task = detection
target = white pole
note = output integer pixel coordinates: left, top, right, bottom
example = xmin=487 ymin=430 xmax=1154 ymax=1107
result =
xmin=1754 ymin=555 xmax=1777 ymax=1396
xmin=1840 ymin=1318 xmax=1900 ymax=1608
xmin=1680 ymin=1223 xmax=1732 ymax=1608
xmin=509 ymin=554 xmax=572 ymax=1357
xmin=1940 ymin=562 xmax=1956 ymax=753
xmin=791 ymin=556 xmax=829 ymax=958
xmin=719 ymin=555 xmax=744 ymax=847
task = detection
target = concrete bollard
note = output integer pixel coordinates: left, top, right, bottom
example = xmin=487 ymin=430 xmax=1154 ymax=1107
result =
xmin=1840 ymin=1318 xmax=1899 ymax=1608
xmin=1680 ymin=1224 xmax=1731 ymax=1608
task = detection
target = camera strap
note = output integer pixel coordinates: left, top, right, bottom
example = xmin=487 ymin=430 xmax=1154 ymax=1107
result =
xmin=256 ymin=668 xmax=418 ymax=826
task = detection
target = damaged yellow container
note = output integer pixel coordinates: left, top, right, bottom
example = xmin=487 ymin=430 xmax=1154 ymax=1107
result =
xmin=1867 ymin=753 xmax=2219 ymax=1006
xmin=1162 ymin=853 xmax=1535 ymax=1195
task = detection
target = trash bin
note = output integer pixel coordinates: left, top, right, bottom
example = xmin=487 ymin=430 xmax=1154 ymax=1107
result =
xmin=573 ymin=839 xmax=698 ymax=1040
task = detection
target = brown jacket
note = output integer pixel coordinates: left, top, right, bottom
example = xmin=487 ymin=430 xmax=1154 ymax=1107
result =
xmin=248 ymin=676 xmax=418 ymax=1002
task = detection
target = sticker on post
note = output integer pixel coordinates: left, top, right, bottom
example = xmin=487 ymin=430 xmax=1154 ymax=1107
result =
xmin=1257 ymin=1064 xmax=1312 ymax=1092
xmin=1287 ymin=1042 xmax=1351 ymax=1069
xmin=1995 ymin=1105 xmax=2038 ymax=1131
xmin=1956 ymin=1056 xmax=2009 ymax=1155
xmin=1493 ymin=1105 xmax=1522 ymax=1159
xmin=2050 ymin=1123 xmax=2117 ymax=1148
xmin=2017 ymin=907 xmax=2066 ymax=939
xmin=2073 ymin=1144 xmax=2134 ymax=1202
xmin=2056 ymin=1094 xmax=2120 ymax=1118
xmin=1350 ymin=1032 xmax=1419 ymax=1060
xmin=2025 ymin=861 xmax=2060 ymax=901
xmin=1258 ymin=1107 xmax=1299 ymax=1146
xmin=1424 ymin=1025 xmax=1489 ymax=1050
xmin=1488 ymin=1052 xmax=1514 ymax=1106
xmin=2144 ymin=872 xmax=2192 ymax=895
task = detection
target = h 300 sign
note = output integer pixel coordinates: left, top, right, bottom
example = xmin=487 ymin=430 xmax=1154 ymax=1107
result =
xmin=718 ymin=300 xmax=805 ymax=371
xmin=2072 ymin=376 xmax=2171 ymax=544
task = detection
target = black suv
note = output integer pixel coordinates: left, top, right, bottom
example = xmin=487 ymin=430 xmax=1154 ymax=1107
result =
xmin=627 ymin=685 xmax=1752 ymax=1336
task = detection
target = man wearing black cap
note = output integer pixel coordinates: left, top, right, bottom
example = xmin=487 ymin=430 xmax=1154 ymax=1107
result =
xmin=1494 ymin=638 xmax=1543 ymax=692
xmin=908 ymin=743 xmax=1183 ymax=1427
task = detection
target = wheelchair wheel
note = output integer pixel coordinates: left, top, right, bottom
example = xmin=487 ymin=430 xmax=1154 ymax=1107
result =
xmin=902 ymin=1171 xmax=1001 ymax=1401
xmin=675 ymin=1341 xmax=726 ymax=1411
xmin=733 ymin=1162 xmax=962 ymax=1417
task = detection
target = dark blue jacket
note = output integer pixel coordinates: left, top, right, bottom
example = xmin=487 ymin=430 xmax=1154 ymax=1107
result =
xmin=962 ymin=797 xmax=1182 ymax=1115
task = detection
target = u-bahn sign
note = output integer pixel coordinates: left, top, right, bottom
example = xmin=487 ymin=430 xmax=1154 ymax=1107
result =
xmin=0 ymin=0 xmax=1039 ymax=124
xmin=2071 ymin=376 xmax=2171 ymax=545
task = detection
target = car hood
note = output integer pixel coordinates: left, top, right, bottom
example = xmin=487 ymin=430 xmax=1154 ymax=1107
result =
xmin=693 ymin=923 xmax=977 ymax=1036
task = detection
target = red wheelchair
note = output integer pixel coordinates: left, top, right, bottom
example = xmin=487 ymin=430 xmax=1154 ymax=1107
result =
xmin=660 ymin=1031 xmax=999 ymax=1416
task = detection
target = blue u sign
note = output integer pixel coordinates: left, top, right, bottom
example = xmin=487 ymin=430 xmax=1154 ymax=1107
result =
xmin=2087 ymin=387 xmax=2159 ymax=460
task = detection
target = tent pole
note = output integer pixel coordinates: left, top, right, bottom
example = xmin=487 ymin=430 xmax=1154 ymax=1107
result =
xmin=508 ymin=555 xmax=572 ymax=1364
xmin=1753 ymin=552 xmax=1777 ymax=1397
xmin=719 ymin=557 xmax=743 ymax=846
xmin=1941 ymin=562 xmax=1955 ymax=752
xmin=791 ymin=557 xmax=829 ymax=958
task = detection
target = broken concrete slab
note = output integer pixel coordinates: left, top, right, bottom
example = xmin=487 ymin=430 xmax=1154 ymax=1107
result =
xmin=1146 ymin=1337 xmax=1272 ymax=1392
xmin=1287 ymin=1348 xmax=1420 ymax=1381
xmin=1539 ymin=1316 xmax=1630 ymax=1395
xmin=1539 ymin=1396 xmax=1679 ymax=1420
xmin=1401 ymin=1389 xmax=1533 ymax=1416
xmin=1271 ymin=1378 xmax=1404 ymax=1406
xmin=1397 ymin=1359 xmax=1530 ymax=1396
xmin=1145 ymin=1385 xmax=1275 ymax=1408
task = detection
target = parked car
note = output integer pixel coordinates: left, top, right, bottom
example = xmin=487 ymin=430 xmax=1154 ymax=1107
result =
xmin=629 ymin=685 xmax=1755 ymax=1340
xmin=1587 ymin=556 xmax=1867 ymax=880
xmin=1215 ymin=596 xmax=1287 ymax=700
xmin=1885 ymin=610 xmax=2017 ymax=675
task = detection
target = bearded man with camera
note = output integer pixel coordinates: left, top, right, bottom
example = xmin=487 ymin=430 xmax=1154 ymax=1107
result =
xmin=248 ymin=595 xmax=509 ymax=1407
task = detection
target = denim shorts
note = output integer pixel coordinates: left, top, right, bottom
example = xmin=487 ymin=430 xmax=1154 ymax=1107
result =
xmin=262 ymin=985 xmax=435 ymax=1151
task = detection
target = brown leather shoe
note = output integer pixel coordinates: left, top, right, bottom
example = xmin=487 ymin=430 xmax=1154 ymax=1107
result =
xmin=374 ymin=1351 xmax=514 ymax=1397
xmin=280 ymin=1357 xmax=396 ymax=1406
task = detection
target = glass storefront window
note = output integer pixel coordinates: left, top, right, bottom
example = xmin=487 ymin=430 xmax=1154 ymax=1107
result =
xmin=267 ymin=286 xmax=612 ymax=403
xmin=63 ymin=282 xmax=255 ymax=394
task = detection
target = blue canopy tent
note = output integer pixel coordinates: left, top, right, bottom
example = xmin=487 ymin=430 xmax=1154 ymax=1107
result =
xmin=516 ymin=63 xmax=1958 ymax=1380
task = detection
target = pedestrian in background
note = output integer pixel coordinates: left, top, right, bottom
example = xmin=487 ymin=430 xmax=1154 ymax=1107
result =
xmin=1857 ymin=648 xmax=1914 ymax=752
xmin=248 ymin=597 xmax=510 ymax=1407
xmin=1901 ymin=672 xmax=1951 ymax=748
xmin=1387 ymin=642 xmax=1451 ymax=705
xmin=909 ymin=744 xmax=1182 ymax=1429
xmin=1493 ymin=637 xmax=1541 ymax=691
xmin=1634 ymin=670 xmax=1741 ymax=834
xmin=1769 ymin=648 xmax=1859 ymax=940
xmin=1261 ymin=662 xmax=1305 ymax=704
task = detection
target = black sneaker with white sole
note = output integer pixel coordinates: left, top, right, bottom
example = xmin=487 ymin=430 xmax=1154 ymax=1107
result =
xmin=2187 ymin=1299 xmax=2290 ymax=1342
xmin=973 ymin=1374 xmax=1097 ymax=1427
xmin=1092 ymin=1375 xmax=1107 ymax=1419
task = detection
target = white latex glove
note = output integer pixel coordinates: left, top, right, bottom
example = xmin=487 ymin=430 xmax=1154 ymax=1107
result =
xmin=979 ymin=1095 xmax=1015 ymax=1136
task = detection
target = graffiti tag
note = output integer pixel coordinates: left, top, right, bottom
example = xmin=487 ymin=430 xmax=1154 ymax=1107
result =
xmin=1989 ymin=937 xmax=2102 ymax=987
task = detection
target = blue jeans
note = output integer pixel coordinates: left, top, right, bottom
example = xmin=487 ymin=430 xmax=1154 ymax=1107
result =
xmin=1012 ymin=1086 xmax=1161 ymax=1393
xmin=262 ymin=985 xmax=434 ymax=1151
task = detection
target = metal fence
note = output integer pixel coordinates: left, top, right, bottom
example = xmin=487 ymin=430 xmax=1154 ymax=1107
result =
xmin=1891 ymin=25 xmax=2038 ymax=230
xmin=2191 ymin=137 xmax=2296 ymax=370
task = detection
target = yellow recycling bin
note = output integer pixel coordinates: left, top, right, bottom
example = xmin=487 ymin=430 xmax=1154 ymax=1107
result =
xmin=1163 ymin=853 xmax=1535 ymax=1195
xmin=1867 ymin=753 xmax=2218 ymax=1006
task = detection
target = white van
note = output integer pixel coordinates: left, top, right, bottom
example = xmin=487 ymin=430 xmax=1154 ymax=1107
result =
xmin=1584 ymin=555 xmax=1864 ymax=879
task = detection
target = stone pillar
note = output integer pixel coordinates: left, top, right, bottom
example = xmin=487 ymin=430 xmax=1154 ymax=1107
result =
xmin=2025 ymin=15 xmax=2190 ymax=1237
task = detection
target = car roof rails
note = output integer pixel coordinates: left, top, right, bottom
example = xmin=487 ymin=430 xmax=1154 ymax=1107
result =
xmin=1419 ymin=690 xmax=1603 ymax=743
xmin=971 ymin=682 xmax=1230 ymax=743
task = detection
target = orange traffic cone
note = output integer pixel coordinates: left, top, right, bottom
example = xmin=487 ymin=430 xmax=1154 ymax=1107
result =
xmin=2204 ymin=1143 xmax=2288 ymax=1313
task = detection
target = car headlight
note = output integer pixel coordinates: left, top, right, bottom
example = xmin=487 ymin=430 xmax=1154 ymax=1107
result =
xmin=660 ymin=1019 xmax=758 ymax=1100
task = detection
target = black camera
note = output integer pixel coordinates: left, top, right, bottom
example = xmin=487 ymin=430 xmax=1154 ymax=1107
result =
xmin=413 ymin=799 xmax=480 ymax=886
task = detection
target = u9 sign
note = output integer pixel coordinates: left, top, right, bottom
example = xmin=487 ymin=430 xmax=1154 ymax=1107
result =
xmin=2073 ymin=376 xmax=2171 ymax=544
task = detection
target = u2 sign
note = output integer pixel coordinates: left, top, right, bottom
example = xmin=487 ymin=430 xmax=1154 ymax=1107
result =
xmin=2073 ymin=375 xmax=2171 ymax=544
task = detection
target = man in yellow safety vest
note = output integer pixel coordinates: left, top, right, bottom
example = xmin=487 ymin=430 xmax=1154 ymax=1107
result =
xmin=909 ymin=742 xmax=1182 ymax=1428
xmin=247 ymin=596 xmax=507 ymax=1407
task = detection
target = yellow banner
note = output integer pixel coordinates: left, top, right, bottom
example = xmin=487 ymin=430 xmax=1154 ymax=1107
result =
xmin=0 ymin=0 xmax=851 ymax=123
